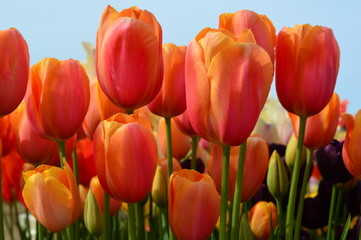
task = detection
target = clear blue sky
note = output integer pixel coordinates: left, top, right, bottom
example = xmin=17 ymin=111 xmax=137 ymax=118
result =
xmin=1 ymin=0 xmax=360 ymax=114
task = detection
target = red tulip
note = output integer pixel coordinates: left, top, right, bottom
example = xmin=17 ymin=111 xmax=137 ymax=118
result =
xmin=2 ymin=151 xmax=24 ymax=203
xmin=0 ymin=28 xmax=29 ymax=116
xmin=174 ymin=109 xmax=197 ymax=137
xmin=25 ymin=58 xmax=90 ymax=141
xmin=218 ymin=10 xmax=276 ymax=61
xmin=342 ymin=111 xmax=361 ymax=179
xmin=148 ymin=43 xmax=186 ymax=117
xmin=276 ymin=24 xmax=340 ymax=117
xmin=208 ymin=135 xmax=269 ymax=201
xmin=289 ymin=93 xmax=340 ymax=149
xmin=96 ymin=6 xmax=163 ymax=112
xmin=0 ymin=114 xmax=15 ymax=157
xmin=186 ymin=29 xmax=273 ymax=146
xmin=168 ymin=169 xmax=220 ymax=240
xmin=93 ymin=112 xmax=157 ymax=203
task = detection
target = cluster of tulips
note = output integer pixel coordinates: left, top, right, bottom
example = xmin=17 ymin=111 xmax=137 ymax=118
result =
xmin=1 ymin=4 xmax=360 ymax=240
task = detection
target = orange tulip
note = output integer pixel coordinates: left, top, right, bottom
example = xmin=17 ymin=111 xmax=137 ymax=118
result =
xmin=148 ymin=43 xmax=186 ymax=118
xmin=218 ymin=10 xmax=276 ymax=61
xmin=82 ymin=79 xmax=123 ymax=139
xmin=0 ymin=114 xmax=15 ymax=157
xmin=93 ymin=112 xmax=157 ymax=203
xmin=0 ymin=28 xmax=29 ymax=116
xmin=90 ymin=176 xmax=122 ymax=216
xmin=249 ymin=201 xmax=278 ymax=240
xmin=22 ymin=160 xmax=81 ymax=232
xmin=12 ymin=103 xmax=58 ymax=165
xmin=174 ymin=109 xmax=197 ymax=137
xmin=276 ymin=24 xmax=340 ymax=117
xmin=168 ymin=169 xmax=220 ymax=240
xmin=186 ymin=29 xmax=273 ymax=146
xmin=96 ymin=6 xmax=163 ymax=112
xmin=25 ymin=58 xmax=90 ymax=141
xmin=208 ymin=135 xmax=269 ymax=201
xmin=289 ymin=93 xmax=340 ymax=149
xmin=342 ymin=110 xmax=361 ymax=179
xmin=158 ymin=118 xmax=191 ymax=160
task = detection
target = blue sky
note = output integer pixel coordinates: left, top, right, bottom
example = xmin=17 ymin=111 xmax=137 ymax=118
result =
xmin=1 ymin=0 xmax=360 ymax=113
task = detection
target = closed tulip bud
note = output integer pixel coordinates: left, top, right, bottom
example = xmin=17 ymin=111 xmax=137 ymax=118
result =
xmin=239 ymin=213 xmax=254 ymax=240
xmin=250 ymin=201 xmax=278 ymax=240
xmin=285 ymin=134 xmax=307 ymax=169
xmin=25 ymin=58 xmax=90 ymax=141
xmin=289 ymin=93 xmax=340 ymax=150
xmin=22 ymin=159 xmax=81 ymax=232
xmin=209 ymin=135 xmax=269 ymax=201
xmin=84 ymin=190 xmax=104 ymax=237
xmin=186 ymin=28 xmax=273 ymax=146
xmin=218 ymin=10 xmax=276 ymax=62
xmin=94 ymin=112 xmax=157 ymax=203
xmin=148 ymin=43 xmax=187 ymax=118
xmin=0 ymin=28 xmax=29 ymax=116
xmin=96 ymin=6 xmax=163 ymax=112
xmin=276 ymin=24 xmax=340 ymax=117
xmin=158 ymin=118 xmax=191 ymax=160
xmin=342 ymin=111 xmax=361 ymax=179
xmin=267 ymin=150 xmax=289 ymax=200
xmin=151 ymin=166 xmax=168 ymax=206
xmin=169 ymin=169 xmax=220 ymax=240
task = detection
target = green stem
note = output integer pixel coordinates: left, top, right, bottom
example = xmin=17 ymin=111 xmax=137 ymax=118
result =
xmin=165 ymin=117 xmax=173 ymax=177
xmin=104 ymin=193 xmax=111 ymax=240
xmin=38 ymin=222 xmax=44 ymax=240
xmin=285 ymin=116 xmax=307 ymax=239
xmin=61 ymin=230 xmax=69 ymax=240
xmin=25 ymin=210 xmax=31 ymax=239
xmin=230 ymin=141 xmax=247 ymax=240
xmin=128 ymin=203 xmax=137 ymax=240
xmin=220 ymin=145 xmax=231 ymax=240
xmin=333 ymin=190 xmax=344 ymax=240
xmin=294 ymin=148 xmax=313 ymax=240
xmin=13 ymin=202 xmax=25 ymax=240
xmin=71 ymin=148 xmax=79 ymax=184
xmin=326 ymin=185 xmax=338 ymax=240
xmin=136 ymin=202 xmax=145 ymax=240
xmin=159 ymin=207 xmax=167 ymax=240
xmin=191 ymin=137 xmax=198 ymax=170
xmin=227 ymin=201 xmax=233 ymax=238
xmin=57 ymin=141 xmax=66 ymax=168
xmin=276 ymin=199 xmax=285 ymax=238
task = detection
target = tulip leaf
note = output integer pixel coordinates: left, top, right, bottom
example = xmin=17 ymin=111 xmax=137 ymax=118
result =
xmin=340 ymin=213 xmax=351 ymax=240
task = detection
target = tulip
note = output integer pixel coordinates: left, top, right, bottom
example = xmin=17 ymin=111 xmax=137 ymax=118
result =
xmin=289 ymin=93 xmax=340 ymax=150
xmin=267 ymin=151 xmax=289 ymax=200
xmin=22 ymin=159 xmax=81 ymax=232
xmin=218 ymin=10 xmax=276 ymax=61
xmin=148 ymin=43 xmax=187 ymax=118
xmin=174 ymin=109 xmax=197 ymax=137
xmin=249 ymin=201 xmax=278 ymax=240
xmin=93 ymin=112 xmax=157 ymax=203
xmin=208 ymin=135 xmax=269 ymax=201
xmin=151 ymin=166 xmax=168 ymax=206
xmin=285 ymin=134 xmax=307 ymax=169
xmin=158 ymin=118 xmax=191 ymax=160
xmin=0 ymin=114 xmax=15 ymax=157
xmin=0 ymin=28 xmax=29 ymax=116
xmin=89 ymin=176 xmax=122 ymax=216
xmin=168 ymin=169 xmax=220 ymax=240
xmin=96 ymin=6 xmax=163 ymax=112
xmin=84 ymin=190 xmax=104 ymax=237
xmin=342 ymin=110 xmax=361 ymax=179
xmin=11 ymin=103 xmax=58 ymax=165
xmin=186 ymin=29 xmax=273 ymax=146
xmin=2 ymin=151 xmax=24 ymax=203
xmin=276 ymin=24 xmax=340 ymax=117
xmin=82 ymin=79 xmax=124 ymax=139
xmin=25 ymin=58 xmax=90 ymax=141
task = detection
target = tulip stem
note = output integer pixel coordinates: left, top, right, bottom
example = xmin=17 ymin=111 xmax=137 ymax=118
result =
xmin=333 ymin=190 xmax=344 ymax=240
xmin=136 ymin=203 xmax=145 ymax=240
xmin=104 ymin=193 xmax=111 ymax=240
xmin=220 ymin=145 xmax=231 ymax=240
xmin=165 ymin=117 xmax=173 ymax=177
xmin=37 ymin=222 xmax=44 ymax=240
xmin=285 ymin=116 xmax=307 ymax=240
xmin=191 ymin=137 xmax=198 ymax=170
xmin=61 ymin=230 xmax=69 ymax=240
xmin=326 ymin=185 xmax=337 ymax=240
xmin=57 ymin=141 xmax=66 ymax=168
xmin=276 ymin=199 xmax=285 ymax=238
xmin=231 ymin=141 xmax=247 ymax=240
xmin=72 ymin=148 xmax=79 ymax=184
xmin=127 ymin=203 xmax=137 ymax=240
xmin=294 ymin=148 xmax=313 ymax=240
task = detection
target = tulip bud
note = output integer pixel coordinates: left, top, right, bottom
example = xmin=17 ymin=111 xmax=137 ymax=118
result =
xmin=151 ymin=166 xmax=168 ymax=206
xmin=285 ymin=134 xmax=306 ymax=169
xmin=239 ymin=213 xmax=253 ymax=240
xmin=84 ymin=190 xmax=104 ymax=237
xmin=249 ymin=201 xmax=278 ymax=240
xmin=267 ymin=151 xmax=289 ymax=200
